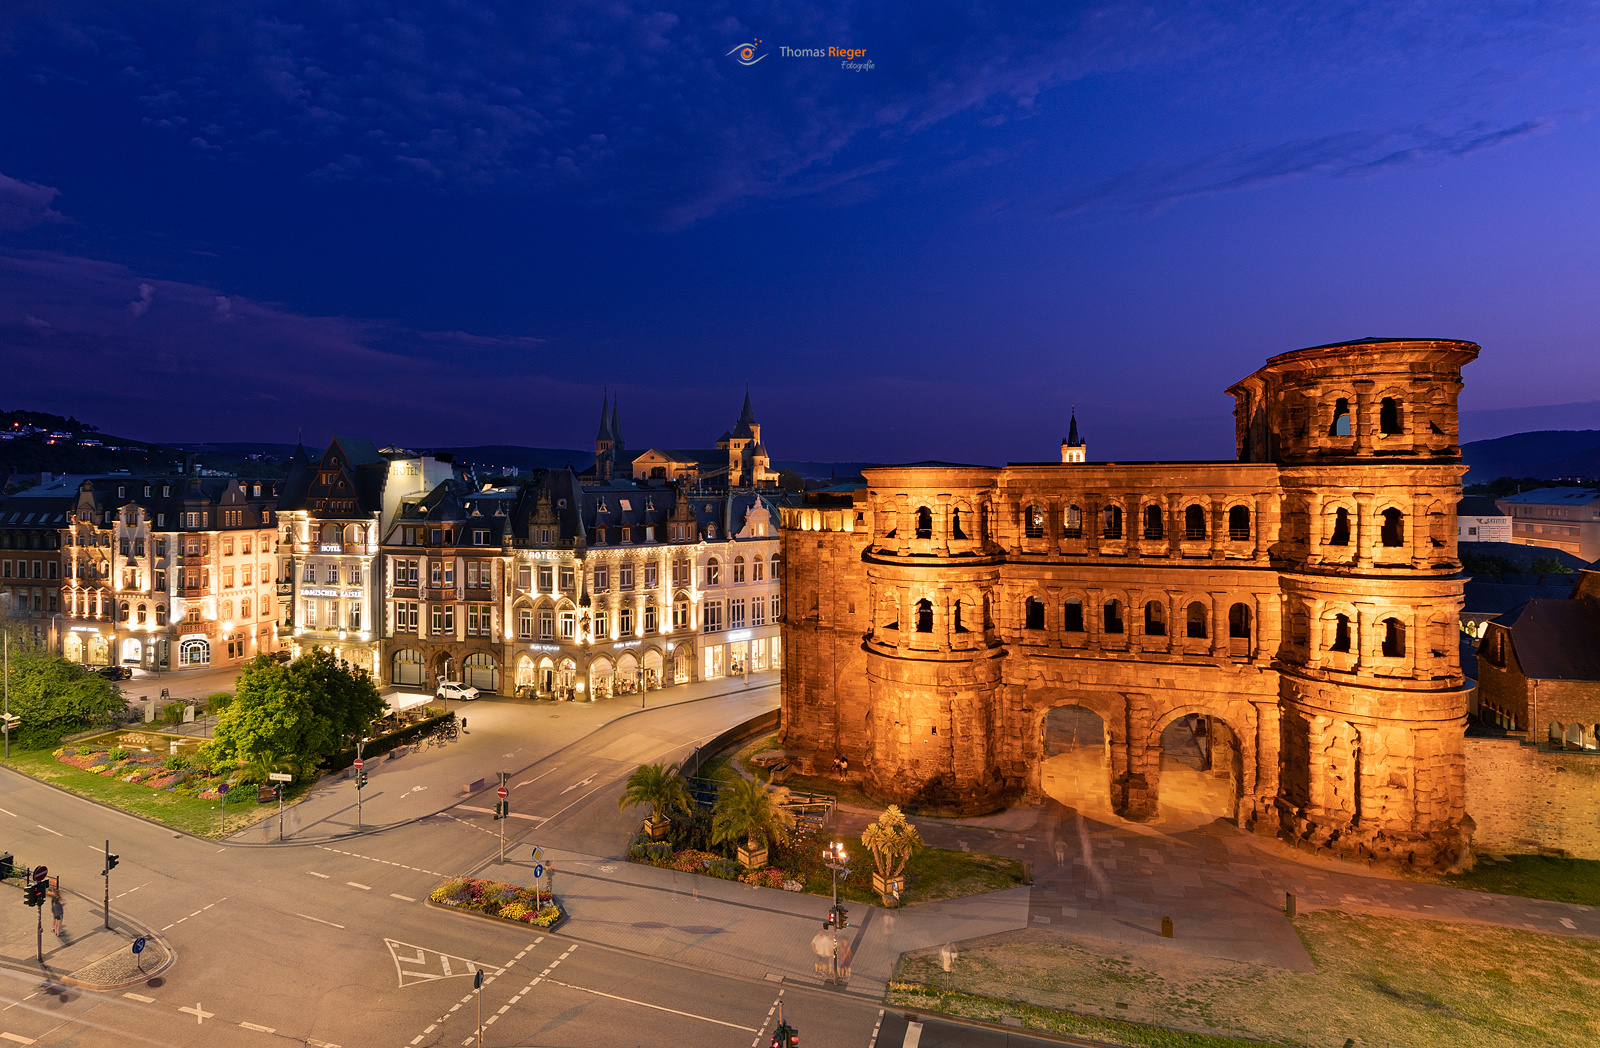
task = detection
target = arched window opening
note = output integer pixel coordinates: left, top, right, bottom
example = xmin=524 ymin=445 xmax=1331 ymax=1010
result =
xmin=1381 ymin=618 xmax=1406 ymax=658
xmin=953 ymin=599 xmax=969 ymax=633
xmin=1101 ymin=505 xmax=1123 ymax=540
xmin=1381 ymin=508 xmax=1405 ymax=548
xmin=1063 ymin=600 xmax=1084 ymax=632
xmin=915 ymin=598 xmax=934 ymax=633
xmin=1227 ymin=506 xmax=1250 ymax=541
xmin=1185 ymin=602 xmax=1207 ymax=639
xmin=1184 ymin=505 xmax=1206 ymax=541
xmin=1103 ymin=599 xmax=1124 ymax=634
xmin=136 ymin=604 xmax=147 ymax=624
xmin=1143 ymin=505 xmax=1164 ymax=541
xmin=1228 ymin=603 xmax=1252 ymax=639
xmin=1564 ymin=723 xmax=1584 ymax=749
xmin=706 ymin=558 xmax=720 ymax=585
xmin=951 ymin=508 xmax=967 ymax=541
xmin=1330 ymin=397 xmax=1352 ymax=437
xmin=915 ymin=506 xmax=933 ymax=540
xmin=1063 ymin=505 xmax=1083 ymax=539
xmin=1380 ymin=397 xmax=1403 ymax=435
xmin=1144 ymin=601 xmax=1166 ymax=635
xmin=1330 ymin=507 xmax=1351 ymax=546
xmin=733 ymin=556 xmax=746 ymax=583
xmin=1024 ymin=505 xmax=1045 ymax=539
xmin=1024 ymin=597 xmax=1045 ymax=631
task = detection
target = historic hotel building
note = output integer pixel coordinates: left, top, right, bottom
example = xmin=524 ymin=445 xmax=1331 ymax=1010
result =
xmin=780 ymin=338 xmax=1479 ymax=870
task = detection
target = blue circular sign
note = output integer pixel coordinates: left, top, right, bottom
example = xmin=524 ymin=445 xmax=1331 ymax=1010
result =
xmin=217 ymin=783 xmax=230 ymax=795
xmin=132 ymin=937 xmax=147 ymax=954
xmin=532 ymin=864 xmax=545 ymax=879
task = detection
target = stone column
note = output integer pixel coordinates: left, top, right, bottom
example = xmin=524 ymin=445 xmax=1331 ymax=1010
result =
xmin=1085 ymin=495 xmax=1101 ymax=556
xmin=937 ymin=495 xmax=951 ymax=555
xmin=1119 ymin=693 xmax=1157 ymax=821
xmin=1355 ymin=494 xmax=1375 ymax=569
xmin=1047 ymin=498 xmax=1061 ymax=556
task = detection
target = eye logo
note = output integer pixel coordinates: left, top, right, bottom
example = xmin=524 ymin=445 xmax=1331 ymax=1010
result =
xmin=727 ymin=39 xmax=766 ymax=65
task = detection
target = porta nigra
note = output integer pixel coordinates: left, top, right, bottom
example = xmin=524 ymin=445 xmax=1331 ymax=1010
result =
xmin=779 ymin=338 xmax=1478 ymax=870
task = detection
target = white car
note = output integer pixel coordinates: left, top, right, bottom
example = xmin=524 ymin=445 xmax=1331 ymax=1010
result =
xmin=435 ymin=681 xmax=480 ymax=701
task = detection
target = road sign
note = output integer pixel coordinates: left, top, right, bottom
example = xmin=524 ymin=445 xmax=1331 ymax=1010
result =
xmin=269 ymin=772 xmax=292 ymax=782
xmin=32 ymin=865 xmax=47 ymax=883
xmin=132 ymin=937 xmax=147 ymax=955
xmin=532 ymin=863 xmax=544 ymax=879
xmin=217 ymin=783 xmax=230 ymax=795
xmin=532 ymin=847 xmax=543 ymax=862
xmin=354 ymin=758 xmax=364 ymax=770
xmin=497 ymin=786 xmax=508 ymax=800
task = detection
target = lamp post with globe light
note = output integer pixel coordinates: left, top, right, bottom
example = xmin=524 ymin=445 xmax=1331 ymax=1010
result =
xmin=823 ymin=840 xmax=850 ymax=984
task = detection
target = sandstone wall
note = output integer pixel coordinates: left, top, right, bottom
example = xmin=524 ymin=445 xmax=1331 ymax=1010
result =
xmin=1465 ymin=737 xmax=1600 ymax=859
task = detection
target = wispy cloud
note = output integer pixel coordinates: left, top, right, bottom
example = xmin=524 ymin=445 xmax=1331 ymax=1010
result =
xmin=1053 ymin=118 xmax=1552 ymax=217
xmin=0 ymin=171 xmax=63 ymax=231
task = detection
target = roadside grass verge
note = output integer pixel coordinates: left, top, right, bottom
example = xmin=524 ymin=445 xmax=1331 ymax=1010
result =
xmin=2 ymin=745 xmax=305 ymax=839
xmin=891 ymin=911 xmax=1600 ymax=1048
xmin=1434 ymin=853 xmax=1600 ymax=907
xmin=886 ymin=986 xmax=1264 ymax=1048
xmin=803 ymin=845 xmax=1026 ymax=907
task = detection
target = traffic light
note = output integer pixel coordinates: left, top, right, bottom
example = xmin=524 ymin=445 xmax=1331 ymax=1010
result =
xmin=836 ymin=906 xmax=848 ymax=928
xmin=826 ymin=905 xmax=849 ymax=929
xmin=23 ymin=881 xmax=45 ymax=907
xmin=493 ymin=800 xmax=509 ymax=820
xmin=356 ymin=770 xmax=368 ymax=789
xmin=104 ymin=853 xmax=119 ymax=876
xmin=770 ymin=1020 xmax=798 ymax=1048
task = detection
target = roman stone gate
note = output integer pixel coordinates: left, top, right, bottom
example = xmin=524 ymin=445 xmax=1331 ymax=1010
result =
xmin=780 ymin=338 xmax=1478 ymax=871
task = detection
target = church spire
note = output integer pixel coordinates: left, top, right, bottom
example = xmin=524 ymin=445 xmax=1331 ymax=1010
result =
xmin=595 ymin=389 xmax=613 ymax=443
xmin=1061 ymin=407 xmax=1086 ymax=464
xmin=739 ymin=385 xmax=756 ymax=425
xmin=610 ymin=396 xmax=623 ymax=447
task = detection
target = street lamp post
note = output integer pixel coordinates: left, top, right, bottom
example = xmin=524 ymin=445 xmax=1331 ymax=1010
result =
xmin=824 ymin=840 xmax=849 ymax=984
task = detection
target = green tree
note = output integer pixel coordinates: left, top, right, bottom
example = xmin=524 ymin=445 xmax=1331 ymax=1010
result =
xmin=1531 ymin=556 xmax=1574 ymax=575
xmin=0 ymin=632 xmax=125 ymax=749
xmin=776 ymin=469 xmax=805 ymax=493
xmin=290 ymin=647 xmax=386 ymax=742
xmin=711 ymin=777 xmax=794 ymax=851
xmin=203 ymin=656 xmax=333 ymax=768
xmin=860 ymin=805 xmax=924 ymax=887
xmin=617 ymin=761 xmax=691 ymax=825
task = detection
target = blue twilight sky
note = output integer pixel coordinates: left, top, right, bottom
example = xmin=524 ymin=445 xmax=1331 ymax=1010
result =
xmin=2 ymin=2 xmax=1598 ymax=464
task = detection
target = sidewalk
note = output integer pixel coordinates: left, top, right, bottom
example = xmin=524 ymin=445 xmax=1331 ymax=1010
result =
xmin=0 ymin=882 xmax=169 ymax=990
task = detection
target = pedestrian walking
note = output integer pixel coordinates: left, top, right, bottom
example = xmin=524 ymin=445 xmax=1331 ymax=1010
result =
xmin=460 ymin=716 xmax=469 ymax=734
xmin=49 ymin=883 xmax=64 ymax=937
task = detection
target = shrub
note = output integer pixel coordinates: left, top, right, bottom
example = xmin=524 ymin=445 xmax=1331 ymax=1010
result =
xmin=206 ymin=692 xmax=233 ymax=713
xmin=75 ymin=745 xmax=95 ymax=756
xmin=109 ymin=747 xmax=129 ymax=761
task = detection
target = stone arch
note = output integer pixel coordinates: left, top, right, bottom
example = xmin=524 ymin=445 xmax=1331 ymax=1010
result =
xmin=1024 ymin=689 xmax=1129 ymax=812
xmin=1141 ymin=501 xmax=1165 ymax=540
xmin=1322 ymin=498 xmax=1356 ymax=549
xmin=1144 ymin=704 xmax=1255 ymax=827
xmin=1225 ymin=501 xmax=1252 ymax=542
xmin=1325 ymin=388 xmax=1356 ymax=437
xmin=1100 ymin=500 xmax=1125 ymax=540
xmin=1182 ymin=500 xmax=1208 ymax=540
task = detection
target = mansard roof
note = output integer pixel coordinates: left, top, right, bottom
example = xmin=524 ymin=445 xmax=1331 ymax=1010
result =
xmin=1495 ymin=597 xmax=1600 ymax=681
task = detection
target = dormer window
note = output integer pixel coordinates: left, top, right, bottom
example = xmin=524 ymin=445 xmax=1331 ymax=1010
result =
xmin=473 ymin=530 xmax=487 ymax=545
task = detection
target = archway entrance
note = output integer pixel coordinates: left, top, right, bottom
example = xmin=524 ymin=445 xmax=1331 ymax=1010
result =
xmin=63 ymin=633 xmax=83 ymax=663
xmin=392 ymin=648 xmax=424 ymax=686
xmin=1038 ymin=705 xmax=1113 ymax=818
xmin=643 ymin=649 xmax=663 ymax=690
xmin=1156 ymin=714 xmax=1241 ymax=828
xmin=463 ymin=652 xmax=498 ymax=692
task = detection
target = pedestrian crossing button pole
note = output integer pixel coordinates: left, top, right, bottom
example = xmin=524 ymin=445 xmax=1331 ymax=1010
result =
xmin=474 ymin=967 xmax=484 ymax=1045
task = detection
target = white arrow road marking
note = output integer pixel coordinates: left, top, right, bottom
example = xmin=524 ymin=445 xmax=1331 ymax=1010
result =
xmin=386 ymin=939 xmax=507 ymax=989
xmin=558 ymin=775 xmax=595 ymax=795
xmin=517 ymin=764 xmax=563 ymax=790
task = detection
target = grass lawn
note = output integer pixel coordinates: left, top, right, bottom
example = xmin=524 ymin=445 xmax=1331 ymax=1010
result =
xmin=3 ymin=745 xmax=306 ymax=839
xmin=1434 ymin=853 xmax=1600 ymax=907
xmin=800 ymin=844 xmax=1026 ymax=907
xmin=891 ymin=911 xmax=1600 ymax=1048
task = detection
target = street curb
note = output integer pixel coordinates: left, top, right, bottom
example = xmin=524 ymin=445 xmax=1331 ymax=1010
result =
xmin=60 ymin=935 xmax=176 ymax=992
xmin=423 ymin=896 xmax=568 ymax=935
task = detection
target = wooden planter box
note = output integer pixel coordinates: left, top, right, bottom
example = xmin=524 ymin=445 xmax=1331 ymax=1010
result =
xmin=645 ymin=817 xmax=670 ymax=842
xmin=873 ymin=872 xmax=904 ymax=903
xmin=738 ymin=844 xmax=768 ymax=870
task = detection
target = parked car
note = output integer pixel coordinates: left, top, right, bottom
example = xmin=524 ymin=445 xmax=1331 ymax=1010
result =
xmin=270 ymin=650 xmax=292 ymax=664
xmin=95 ymin=666 xmax=133 ymax=681
xmin=435 ymin=681 xmax=480 ymax=701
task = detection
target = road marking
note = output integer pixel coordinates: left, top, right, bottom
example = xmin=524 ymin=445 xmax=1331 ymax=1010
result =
xmin=179 ymin=1002 xmax=215 ymax=1024
xmin=391 ymin=893 xmax=416 ymax=902
xmin=558 ymin=775 xmax=596 ymax=795
xmin=868 ymin=1008 xmax=884 ymax=1048
xmin=35 ymin=824 xmax=63 ymax=837
xmin=1 ymin=1033 xmax=36 ymax=1044
xmin=239 ymin=1021 xmax=276 ymax=1033
xmin=347 ymin=882 xmax=371 ymax=890
xmin=386 ymin=939 xmax=506 ymax=988
xmin=123 ymin=993 xmax=156 ymax=1003
xmin=315 ymin=844 xmax=443 ymax=878
xmin=308 ymin=871 xmax=330 ymax=879
xmin=294 ymin=913 xmax=345 ymax=929
xmin=1561 ymin=917 xmax=1577 ymax=929
xmin=0 ymin=807 xmax=15 ymax=817
xmin=307 ymin=1041 xmax=341 ymax=1048
xmin=902 ymin=1021 xmax=923 ymax=1048
xmin=544 ymin=978 xmax=757 ymax=1031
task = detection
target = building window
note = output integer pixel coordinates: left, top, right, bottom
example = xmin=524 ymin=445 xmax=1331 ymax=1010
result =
xmin=595 ymin=566 xmax=610 ymax=591
xmin=1228 ymin=506 xmax=1251 ymax=542
xmin=539 ymin=609 xmax=554 ymax=639
xmin=558 ymin=610 xmax=575 ymax=639
xmin=519 ymin=608 xmax=533 ymax=638
xmin=644 ymin=564 xmax=658 ymax=589
xmin=518 ymin=566 xmax=532 ymax=590
xmin=751 ymin=558 xmax=763 ymax=582
xmin=473 ymin=530 xmax=487 ymax=545
xmin=706 ymin=559 xmax=720 ymax=586
xmin=1063 ymin=505 xmax=1083 ymax=539
xmin=733 ymin=557 xmax=745 ymax=583
xmin=1025 ymin=505 xmax=1045 ymax=539
xmin=1331 ymin=614 xmax=1352 ymax=652
xmin=1185 ymin=602 xmax=1207 ymax=639
xmin=620 ymin=605 xmax=634 ymax=633
xmin=1024 ymin=597 xmax=1045 ymax=630
xmin=1381 ymin=508 xmax=1405 ymax=548
xmin=325 ymin=564 xmax=339 ymax=584
xmin=1063 ymin=600 xmax=1084 ymax=632
xmin=559 ymin=566 xmax=574 ymax=591
xmin=1101 ymin=505 xmax=1122 ymax=540
xmin=1330 ymin=397 xmax=1352 ymax=437
xmin=432 ymin=605 xmax=444 ymax=634
xmin=538 ymin=565 xmax=553 ymax=591
xmin=703 ymin=601 xmax=722 ymax=632
xmin=674 ymin=600 xmax=689 ymax=628
xmin=349 ymin=602 xmax=361 ymax=630
xmin=752 ymin=597 xmax=765 ymax=627
xmin=1144 ymin=601 xmax=1166 ymax=635
xmin=303 ymin=563 xmax=316 ymax=583
xmin=644 ymin=603 xmax=657 ymax=632
xmin=1103 ymin=599 xmax=1124 ymax=634
xmin=594 ymin=610 xmax=608 ymax=637
xmin=1382 ymin=618 xmax=1406 ymax=658
xmin=771 ymin=593 xmax=781 ymax=621
xmin=729 ymin=598 xmax=745 ymax=630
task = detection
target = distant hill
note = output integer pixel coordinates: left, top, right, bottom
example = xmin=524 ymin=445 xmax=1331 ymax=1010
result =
xmin=773 ymin=460 xmax=879 ymax=481
xmin=428 ymin=445 xmax=594 ymax=473
xmin=1462 ymin=430 xmax=1600 ymax=484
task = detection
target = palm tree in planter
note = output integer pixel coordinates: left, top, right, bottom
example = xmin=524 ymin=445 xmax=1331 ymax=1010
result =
xmin=712 ymin=777 xmax=794 ymax=870
xmin=618 ymin=762 xmax=692 ymax=841
xmin=860 ymin=805 xmax=923 ymax=905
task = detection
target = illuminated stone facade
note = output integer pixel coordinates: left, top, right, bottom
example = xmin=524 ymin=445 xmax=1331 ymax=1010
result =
xmin=780 ymin=338 xmax=1479 ymax=870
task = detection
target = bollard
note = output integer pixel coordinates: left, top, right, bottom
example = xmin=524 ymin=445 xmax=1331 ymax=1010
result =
xmin=1285 ymin=891 xmax=1296 ymax=918
xmin=1161 ymin=916 xmax=1173 ymax=938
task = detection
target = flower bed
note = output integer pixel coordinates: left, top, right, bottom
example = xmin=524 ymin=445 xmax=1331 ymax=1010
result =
xmin=53 ymin=742 xmax=230 ymax=799
xmin=429 ymin=877 xmax=563 ymax=928
xmin=629 ymin=843 xmax=805 ymax=890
